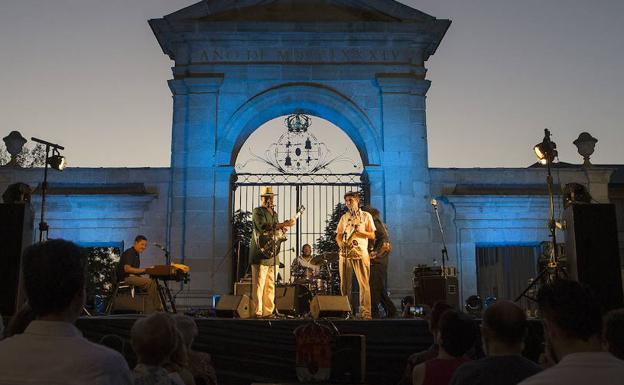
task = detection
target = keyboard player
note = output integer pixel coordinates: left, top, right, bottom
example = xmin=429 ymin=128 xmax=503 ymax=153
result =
xmin=117 ymin=235 xmax=163 ymax=313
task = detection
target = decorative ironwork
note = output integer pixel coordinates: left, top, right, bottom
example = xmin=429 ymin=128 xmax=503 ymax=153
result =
xmin=237 ymin=114 xmax=359 ymax=174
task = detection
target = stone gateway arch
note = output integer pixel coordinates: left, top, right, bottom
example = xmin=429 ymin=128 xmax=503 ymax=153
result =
xmin=150 ymin=0 xmax=451 ymax=297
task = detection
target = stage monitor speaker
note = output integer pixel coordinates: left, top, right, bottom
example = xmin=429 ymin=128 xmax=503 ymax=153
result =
xmin=331 ymin=334 xmax=366 ymax=384
xmin=275 ymin=284 xmax=311 ymax=316
xmin=215 ymin=294 xmax=250 ymax=318
xmin=413 ymin=275 xmax=459 ymax=309
xmin=310 ymin=295 xmax=351 ymax=319
xmin=0 ymin=203 xmax=34 ymax=316
xmin=234 ymin=281 xmax=251 ymax=297
xmin=563 ymin=203 xmax=623 ymax=311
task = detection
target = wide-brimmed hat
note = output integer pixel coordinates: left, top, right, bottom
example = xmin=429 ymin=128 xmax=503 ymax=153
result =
xmin=260 ymin=186 xmax=278 ymax=196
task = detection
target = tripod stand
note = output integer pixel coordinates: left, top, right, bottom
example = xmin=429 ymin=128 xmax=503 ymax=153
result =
xmin=515 ymin=129 xmax=566 ymax=302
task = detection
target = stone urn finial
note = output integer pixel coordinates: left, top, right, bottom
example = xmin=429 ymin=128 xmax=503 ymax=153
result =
xmin=2 ymin=131 xmax=28 ymax=167
xmin=573 ymin=132 xmax=598 ymax=167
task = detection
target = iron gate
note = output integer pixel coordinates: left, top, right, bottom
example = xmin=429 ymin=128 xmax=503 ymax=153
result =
xmin=231 ymin=173 xmax=368 ymax=283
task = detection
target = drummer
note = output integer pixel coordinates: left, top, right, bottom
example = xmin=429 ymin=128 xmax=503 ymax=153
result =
xmin=291 ymin=244 xmax=321 ymax=281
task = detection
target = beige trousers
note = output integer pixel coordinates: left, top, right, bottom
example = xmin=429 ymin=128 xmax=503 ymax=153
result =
xmin=339 ymin=256 xmax=372 ymax=318
xmin=124 ymin=274 xmax=163 ymax=314
xmin=251 ymin=264 xmax=276 ymax=317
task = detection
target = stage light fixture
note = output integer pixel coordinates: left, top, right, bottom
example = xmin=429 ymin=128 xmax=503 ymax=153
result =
xmin=48 ymin=149 xmax=66 ymax=171
xmin=534 ymin=140 xmax=557 ymax=165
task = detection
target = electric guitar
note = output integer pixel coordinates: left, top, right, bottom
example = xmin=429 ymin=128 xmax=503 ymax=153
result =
xmin=259 ymin=205 xmax=305 ymax=259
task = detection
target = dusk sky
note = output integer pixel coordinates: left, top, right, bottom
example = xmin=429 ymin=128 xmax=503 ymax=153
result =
xmin=1 ymin=0 xmax=622 ymax=168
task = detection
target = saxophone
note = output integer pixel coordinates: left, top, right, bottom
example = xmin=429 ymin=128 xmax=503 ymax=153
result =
xmin=340 ymin=211 xmax=363 ymax=259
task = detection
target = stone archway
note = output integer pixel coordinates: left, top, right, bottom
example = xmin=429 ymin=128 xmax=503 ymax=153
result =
xmin=220 ymin=83 xmax=380 ymax=167
xmin=151 ymin=0 xmax=451 ymax=295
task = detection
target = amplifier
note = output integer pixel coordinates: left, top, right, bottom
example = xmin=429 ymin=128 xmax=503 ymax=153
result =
xmin=413 ymin=275 xmax=459 ymax=309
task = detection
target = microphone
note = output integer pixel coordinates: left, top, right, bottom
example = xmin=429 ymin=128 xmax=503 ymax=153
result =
xmin=430 ymin=198 xmax=438 ymax=207
xmin=153 ymin=242 xmax=166 ymax=251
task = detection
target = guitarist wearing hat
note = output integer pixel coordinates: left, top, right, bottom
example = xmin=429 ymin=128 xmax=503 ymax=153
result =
xmin=249 ymin=186 xmax=295 ymax=318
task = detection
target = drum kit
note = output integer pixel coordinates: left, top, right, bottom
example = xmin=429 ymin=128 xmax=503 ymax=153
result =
xmin=290 ymin=252 xmax=341 ymax=296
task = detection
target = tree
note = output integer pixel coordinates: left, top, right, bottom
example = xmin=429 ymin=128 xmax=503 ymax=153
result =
xmin=315 ymin=202 xmax=348 ymax=254
xmin=0 ymin=143 xmax=46 ymax=167
xmin=232 ymin=209 xmax=253 ymax=280
xmin=84 ymin=246 xmax=121 ymax=315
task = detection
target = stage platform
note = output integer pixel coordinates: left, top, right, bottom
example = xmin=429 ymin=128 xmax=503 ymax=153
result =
xmin=76 ymin=316 xmax=544 ymax=385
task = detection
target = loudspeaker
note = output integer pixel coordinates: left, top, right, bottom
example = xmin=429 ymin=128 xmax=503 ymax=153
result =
xmin=111 ymin=293 xmax=146 ymax=314
xmin=215 ymin=294 xmax=251 ymax=318
xmin=275 ymin=284 xmax=311 ymax=315
xmin=564 ymin=204 xmax=623 ymax=310
xmin=413 ymin=275 xmax=459 ymax=309
xmin=331 ymin=334 xmax=366 ymax=383
xmin=0 ymin=203 xmax=34 ymax=316
xmin=310 ymin=295 xmax=351 ymax=319
xmin=234 ymin=281 xmax=252 ymax=296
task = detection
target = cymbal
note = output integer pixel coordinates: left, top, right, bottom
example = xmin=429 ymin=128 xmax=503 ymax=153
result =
xmin=311 ymin=252 xmax=339 ymax=264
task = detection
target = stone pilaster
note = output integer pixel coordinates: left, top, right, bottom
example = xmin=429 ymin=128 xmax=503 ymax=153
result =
xmin=168 ymin=75 xmax=226 ymax=293
xmin=376 ymin=74 xmax=433 ymax=293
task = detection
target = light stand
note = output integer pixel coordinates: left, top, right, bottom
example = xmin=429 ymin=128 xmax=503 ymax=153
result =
xmin=515 ymin=129 xmax=565 ymax=302
xmin=31 ymin=137 xmax=66 ymax=242
xmin=431 ymin=198 xmax=448 ymax=277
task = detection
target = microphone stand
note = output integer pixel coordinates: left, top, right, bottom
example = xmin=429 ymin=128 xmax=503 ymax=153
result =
xmin=431 ymin=199 xmax=448 ymax=277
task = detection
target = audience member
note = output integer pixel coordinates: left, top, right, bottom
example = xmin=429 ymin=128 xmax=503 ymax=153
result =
xmin=132 ymin=312 xmax=183 ymax=385
xmin=164 ymin=328 xmax=196 ymax=385
xmin=397 ymin=302 xmax=452 ymax=385
xmin=0 ymin=239 xmax=133 ymax=385
xmin=412 ymin=310 xmax=477 ymax=385
xmin=3 ymin=303 xmax=36 ymax=339
xmin=519 ymin=280 xmax=624 ymax=385
xmin=603 ymin=308 xmax=624 ymax=360
xmin=174 ymin=314 xmax=218 ymax=385
xmin=450 ymin=300 xmax=541 ymax=385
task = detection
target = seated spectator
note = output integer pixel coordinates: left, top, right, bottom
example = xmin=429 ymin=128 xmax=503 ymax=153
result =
xmin=132 ymin=312 xmax=183 ymax=385
xmin=164 ymin=328 xmax=196 ymax=385
xmin=174 ymin=314 xmax=218 ymax=385
xmin=3 ymin=303 xmax=36 ymax=339
xmin=412 ymin=310 xmax=477 ymax=385
xmin=603 ymin=308 xmax=624 ymax=360
xmin=450 ymin=300 xmax=541 ymax=385
xmin=0 ymin=239 xmax=132 ymax=385
xmin=519 ymin=280 xmax=624 ymax=385
xmin=397 ymin=302 xmax=452 ymax=385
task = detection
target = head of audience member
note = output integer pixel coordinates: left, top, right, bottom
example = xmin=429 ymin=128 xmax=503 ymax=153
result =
xmin=133 ymin=235 xmax=148 ymax=254
xmin=22 ymin=239 xmax=86 ymax=323
xmin=437 ymin=309 xmax=478 ymax=358
xmin=3 ymin=303 xmax=36 ymax=338
xmin=99 ymin=334 xmax=127 ymax=358
xmin=481 ymin=300 xmax=528 ymax=356
xmin=173 ymin=315 xmax=199 ymax=351
xmin=537 ymin=279 xmax=603 ymax=363
xmin=429 ymin=302 xmax=453 ymax=336
xmin=603 ymin=308 xmax=624 ymax=360
xmin=131 ymin=313 xmax=177 ymax=367
xmin=301 ymin=244 xmax=312 ymax=257
xmin=166 ymin=328 xmax=190 ymax=370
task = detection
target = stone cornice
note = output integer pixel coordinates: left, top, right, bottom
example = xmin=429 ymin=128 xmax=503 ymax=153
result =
xmin=375 ymin=73 xmax=430 ymax=95
xmin=168 ymin=75 xmax=225 ymax=95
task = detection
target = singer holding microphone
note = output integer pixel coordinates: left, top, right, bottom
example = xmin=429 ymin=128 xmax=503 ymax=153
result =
xmin=116 ymin=235 xmax=163 ymax=313
xmin=336 ymin=191 xmax=376 ymax=320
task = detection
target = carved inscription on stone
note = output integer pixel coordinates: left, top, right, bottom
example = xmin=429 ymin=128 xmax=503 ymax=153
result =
xmin=194 ymin=47 xmax=410 ymax=63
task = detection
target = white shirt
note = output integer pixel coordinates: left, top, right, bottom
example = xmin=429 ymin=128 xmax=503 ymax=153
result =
xmin=519 ymin=352 xmax=624 ymax=385
xmin=336 ymin=209 xmax=376 ymax=260
xmin=0 ymin=320 xmax=133 ymax=385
